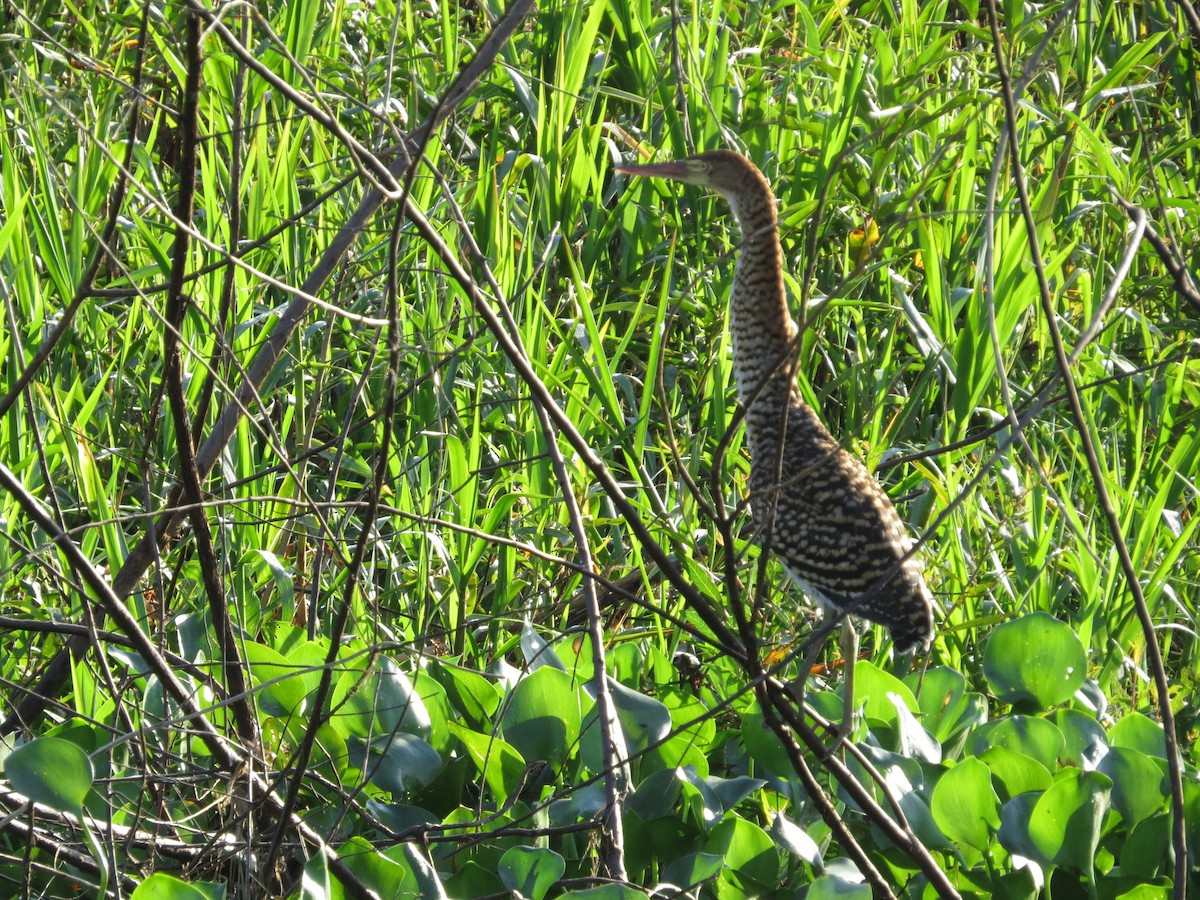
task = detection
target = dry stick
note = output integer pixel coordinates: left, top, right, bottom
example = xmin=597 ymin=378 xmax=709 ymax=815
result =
xmin=709 ymin=487 xmax=899 ymax=895
xmin=0 ymin=0 xmax=536 ymax=738
xmin=766 ymin=681 xmax=963 ymax=898
xmin=0 ymin=464 xmax=379 ymax=900
xmin=162 ymin=9 xmax=260 ymax=749
xmin=393 ymin=196 xmax=745 ymax=659
xmin=428 ymin=169 xmax=629 ymax=879
xmin=1111 ymin=192 xmax=1200 ymax=313
xmin=645 ymin=198 xmax=945 ymax=890
xmin=0 ymin=6 xmax=154 ymax=423
xmin=985 ymin=3 xmax=1189 ymax=896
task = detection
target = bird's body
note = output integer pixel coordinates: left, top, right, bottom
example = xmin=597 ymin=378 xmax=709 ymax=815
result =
xmin=616 ymin=149 xmax=933 ymax=653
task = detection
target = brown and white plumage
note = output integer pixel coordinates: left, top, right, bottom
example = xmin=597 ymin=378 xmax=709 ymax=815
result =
xmin=616 ymin=149 xmax=933 ymax=652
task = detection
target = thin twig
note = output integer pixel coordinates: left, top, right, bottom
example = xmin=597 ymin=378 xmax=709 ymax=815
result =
xmin=986 ymin=3 xmax=1188 ymax=895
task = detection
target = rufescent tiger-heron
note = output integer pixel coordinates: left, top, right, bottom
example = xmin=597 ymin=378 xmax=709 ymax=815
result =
xmin=615 ymin=149 xmax=934 ymax=744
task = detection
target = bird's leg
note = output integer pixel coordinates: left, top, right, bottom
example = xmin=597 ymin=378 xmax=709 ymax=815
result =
xmin=785 ymin=611 xmax=855 ymax=752
xmin=827 ymin=617 xmax=859 ymax=754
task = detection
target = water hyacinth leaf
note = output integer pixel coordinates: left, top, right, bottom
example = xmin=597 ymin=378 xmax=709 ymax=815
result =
xmin=967 ymin=715 xmax=1064 ymax=771
xmin=5 ymin=737 xmax=94 ymax=815
xmin=641 ymin=730 xmax=710 ymax=778
xmin=372 ymin=657 xmax=433 ymax=738
xmin=242 ymin=641 xmax=308 ymax=721
xmin=411 ymin=668 xmax=455 ymax=755
xmin=397 ymin=843 xmax=448 ymax=899
xmin=806 ymin=872 xmax=871 ymax=899
xmin=910 ymin=666 xmax=987 ymax=747
xmin=1098 ymin=746 xmax=1166 ymax=826
xmin=661 ymin=852 xmax=724 ymax=891
xmin=549 ymin=781 xmax=608 ymax=827
xmin=740 ymin=710 xmax=792 ymax=774
xmin=348 ymin=733 xmax=442 ymax=795
xmin=702 ymin=817 xmax=780 ymax=894
xmin=555 ymin=631 xmax=596 ymax=684
xmin=889 ymin=691 xmax=941 ymax=762
xmin=770 ymin=814 xmax=823 ymax=868
xmin=332 ymin=657 xmax=431 ymax=741
xmin=704 ymin=774 xmax=766 ymax=815
xmin=978 ymin=746 xmax=1053 ymax=801
xmin=298 ymin=848 xmax=334 ymax=900
xmin=998 ymin=792 xmax=1044 ymax=867
xmin=931 ymin=757 xmax=1001 ymax=852
xmin=1120 ymin=813 xmax=1172 ymax=880
xmin=1107 ymin=712 xmax=1166 ymax=758
xmin=629 ymin=767 xmax=684 ymax=821
xmin=498 ymin=845 xmax=565 ymax=900
xmin=520 ymin=622 xmax=566 ymax=672
xmin=443 ymin=861 xmax=504 ymax=899
xmin=982 ymin=612 xmax=1086 ymax=709
xmin=1028 ymin=769 xmax=1112 ymax=878
xmin=499 ymin=666 xmax=582 ymax=769
xmin=1051 ymin=708 xmax=1109 ymax=769
xmin=607 ymin=676 xmax=672 ymax=752
xmin=447 ymin=722 xmax=527 ymax=803
xmin=334 ymin=835 xmax=410 ymax=897
xmin=898 ymin=789 xmax=953 ymax=852
xmin=677 ymin=766 xmax=724 ymax=830
xmin=851 ymin=661 xmax=917 ymax=725
xmin=430 ymin=661 xmax=501 ymax=730
xmin=129 ymin=873 xmax=223 ymax=899
xmin=558 ymin=887 xmax=649 ymax=899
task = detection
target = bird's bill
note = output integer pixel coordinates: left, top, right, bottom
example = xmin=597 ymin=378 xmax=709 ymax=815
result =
xmin=614 ymin=157 xmax=707 ymax=183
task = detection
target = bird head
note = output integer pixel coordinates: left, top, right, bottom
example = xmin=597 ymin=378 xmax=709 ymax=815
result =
xmin=619 ymin=147 xmax=759 ymax=186
xmin=614 ymin=149 xmax=768 ymax=216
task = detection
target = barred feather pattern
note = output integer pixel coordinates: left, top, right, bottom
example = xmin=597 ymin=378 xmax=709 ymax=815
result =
xmin=699 ymin=150 xmax=933 ymax=651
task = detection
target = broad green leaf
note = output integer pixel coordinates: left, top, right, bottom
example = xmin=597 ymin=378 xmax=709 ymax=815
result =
xmin=851 ymin=661 xmax=918 ymax=724
xmin=242 ymin=641 xmax=308 ymax=721
xmin=1098 ymin=747 xmax=1165 ymax=826
xmin=447 ymin=722 xmax=526 ymax=803
xmin=331 ymin=657 xmax=431 ymax=741
xmin=499 ymin=666 xmax=582 ymax=769
xmin=336 ymin=835 xmax=416 ymax=898
xmin=629 ymin=768 xmax=685 ymax=821
xmin=931 ymin=757 xmax=1001 ymax=852
xmin=607 ymin=676 xmax=672 ymax=752
xmin=1028 ymin=769 xmax=1112 ymax=879
xmin=1051 ymin=708 xmax=1108 ymax=768
xmin=661 ymin=852 xmax=724 ymax=891
xmin=978 ymin=746 xmax=1052 ymax=800
xmin=5 ymin=737 xmax=93 ymax=815
xmin=806 ymin=873 xmax=871 ymax=898
xmin=348 ymin=734 xmax=442 ymax=795
xmin=498 ymin=845 xmax=565 ymax=900
xmin=430 ymin=661 xmax=501 ymax=730
xmin=129 ymin=873 xmax=223 ymax=899
xmin=1108 ymin=713 xmax=1166 ymax=758
xmin=910 ymin=666 xmax=987 ymax=747
xmin=298 ymin=848 xmax=343 ymax=900
xmin=443 ymin=861 xmax=503 ymax=899
xmin=558 ymin=886 xmax=649 ymax=899
xmin=967 ymin=716 xmax=1064 ymax=771
xmin=890 ymin=691 xmax=940 ymax=762
xmin=740 ymin=710 xmax=792 ymax=775
xmin=998 ymin=792 xmax=1044 ymax=867
xmin=982 ymin=612 xmax=1086 ymax=710
xmin=703 ymin=817 xmax=780 ymax=895
xmin=769 ymin=814 xmax=823 ymax=868
xmin=1119 ymin=814 xmax=1171 ymax=880
xmin=520 ymin=622 xmax=567 ymax=672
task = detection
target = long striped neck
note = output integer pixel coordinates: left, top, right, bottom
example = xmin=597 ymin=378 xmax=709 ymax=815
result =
xmin=721 ymin=170 xmax=799 ymax=420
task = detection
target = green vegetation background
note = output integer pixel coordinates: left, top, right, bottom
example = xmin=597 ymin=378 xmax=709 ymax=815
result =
xmin=0 ymin=0 xmax=1197 ymax=896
